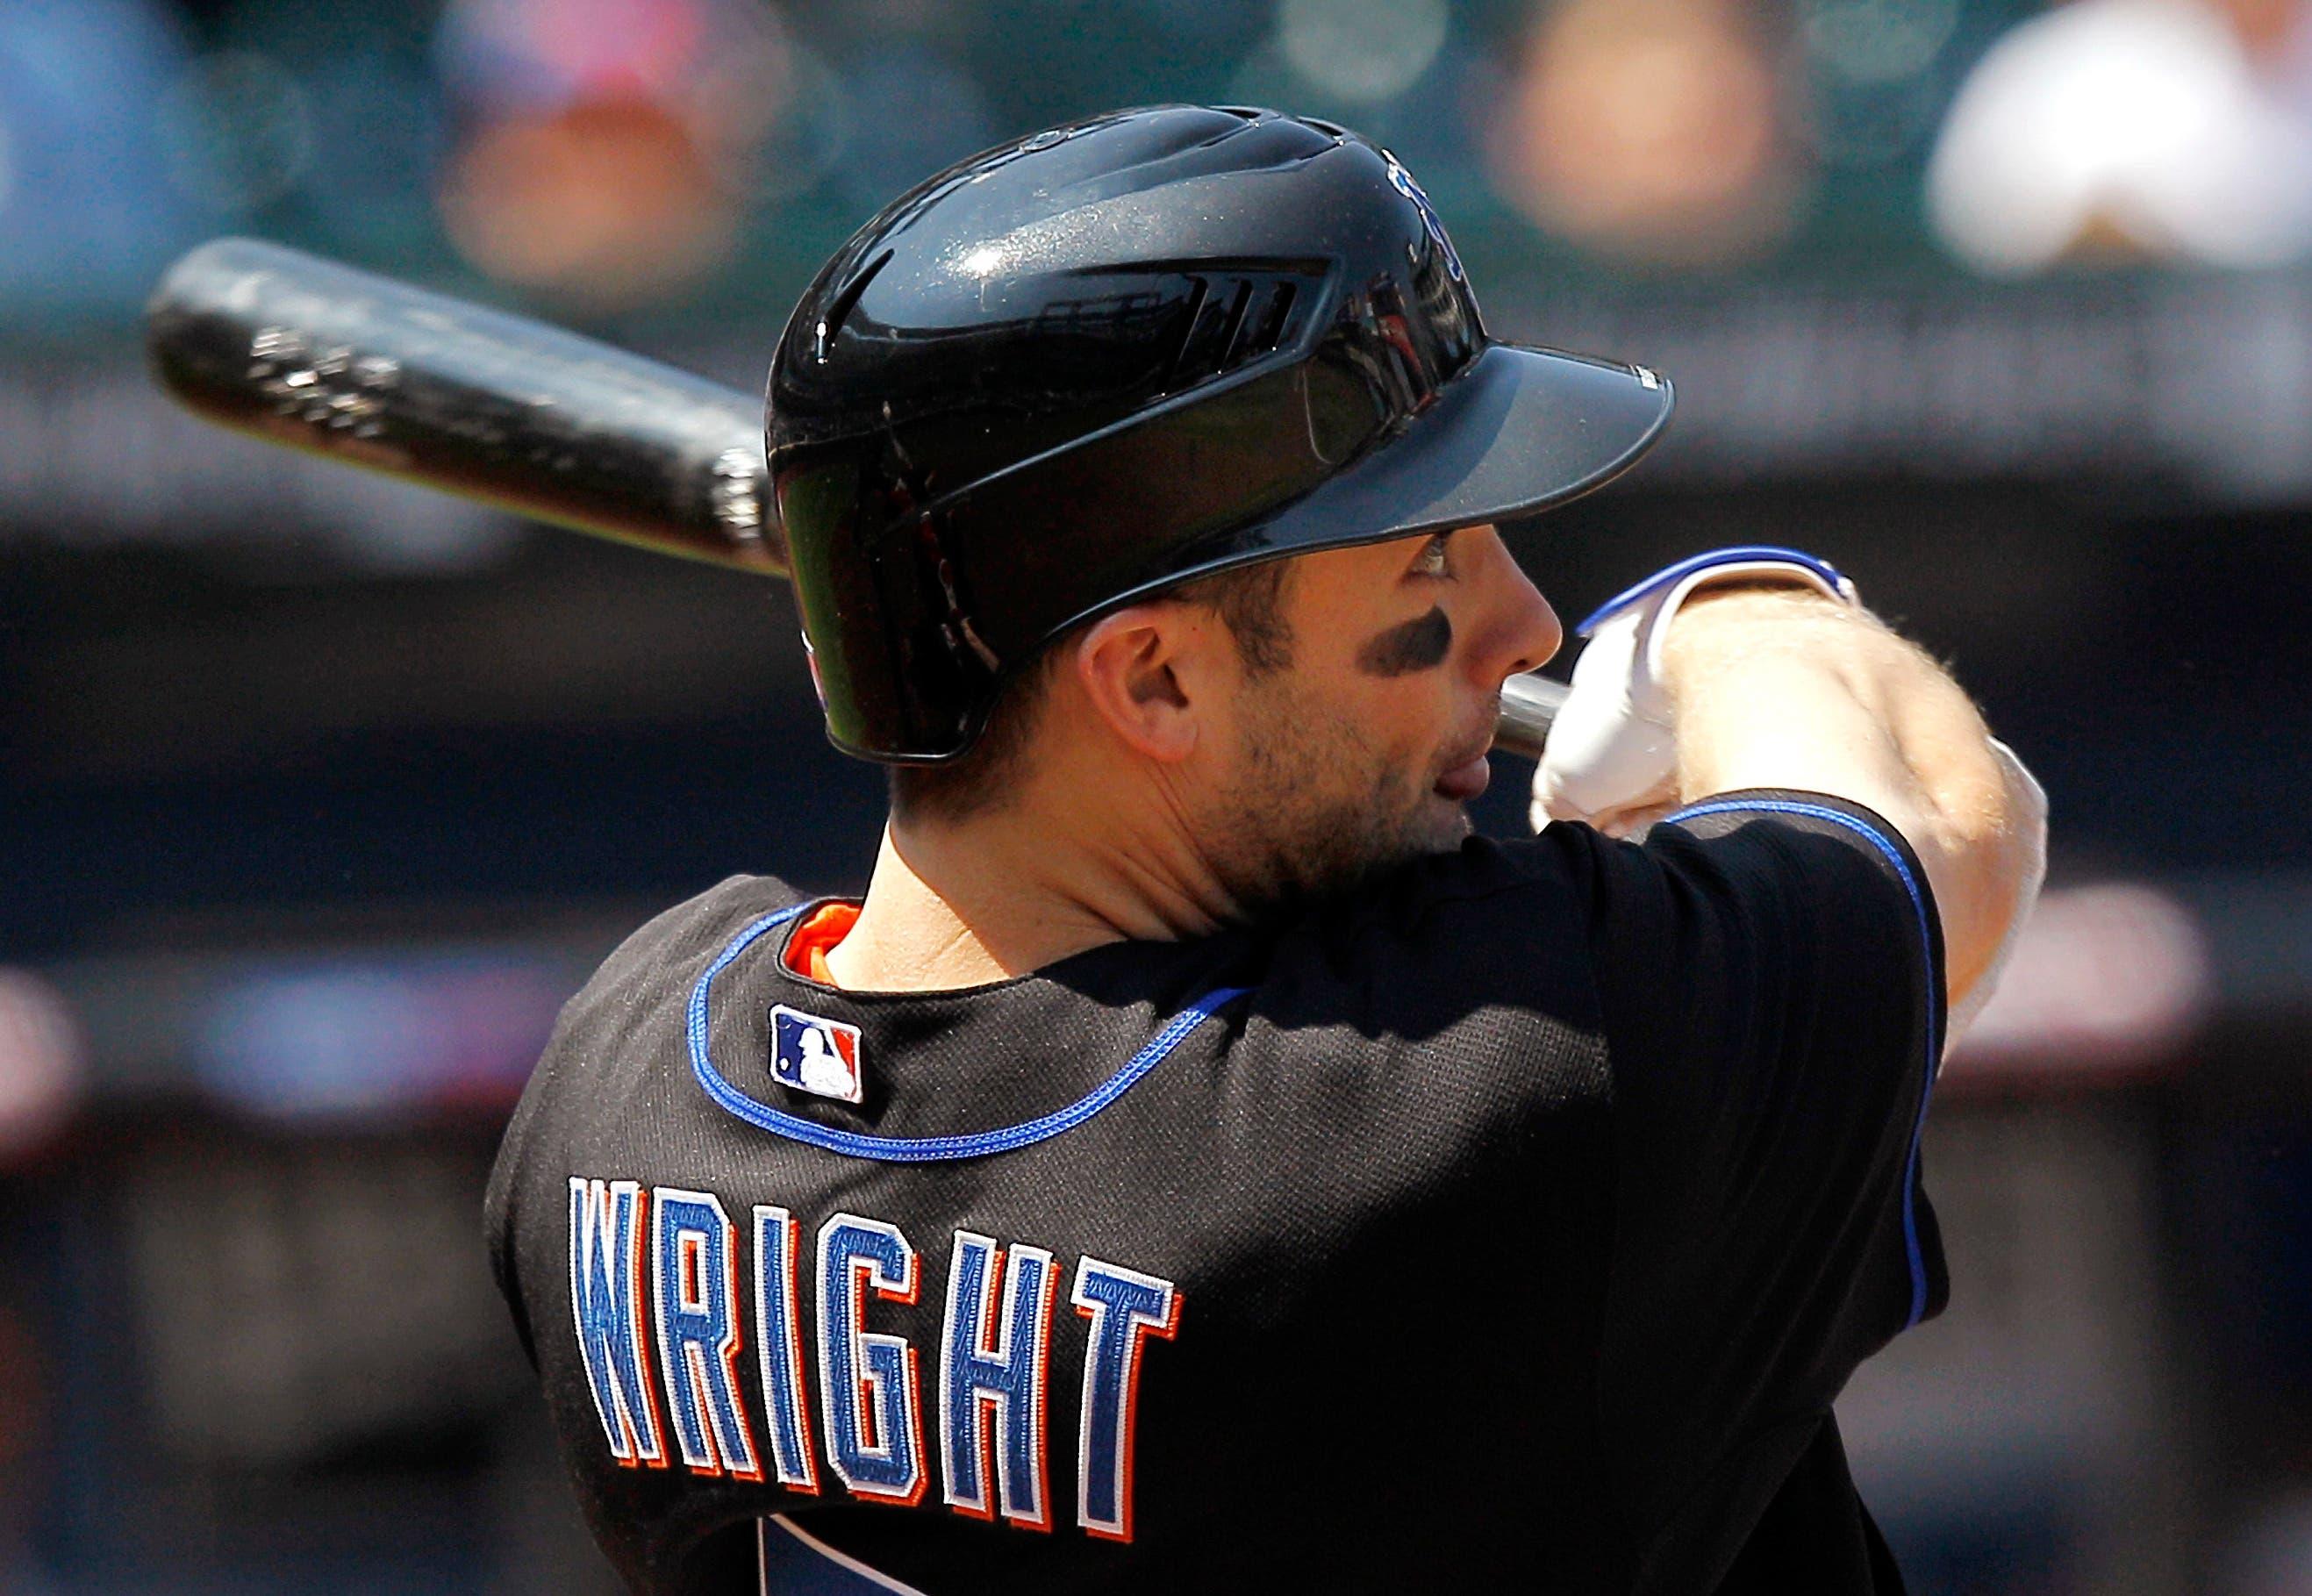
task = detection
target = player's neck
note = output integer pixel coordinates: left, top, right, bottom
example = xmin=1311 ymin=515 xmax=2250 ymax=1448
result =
xmin=827 ymin=791 xmax=1236 ymax=991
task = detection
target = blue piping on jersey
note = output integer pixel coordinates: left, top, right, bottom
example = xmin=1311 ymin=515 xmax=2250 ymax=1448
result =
xmin=686 ymin=905 xmax=1251 ymax=1163
xmin=1662 ymin=798 xmax=1942 ymax=1329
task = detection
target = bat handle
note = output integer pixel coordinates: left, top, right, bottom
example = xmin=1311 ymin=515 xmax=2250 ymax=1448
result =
xmin=1492 ymin=672 xmax=1567 ymax=762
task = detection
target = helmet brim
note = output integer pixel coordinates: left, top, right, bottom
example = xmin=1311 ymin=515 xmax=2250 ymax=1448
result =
xmin=1244 ymin=340 xmax=1671 ymax=557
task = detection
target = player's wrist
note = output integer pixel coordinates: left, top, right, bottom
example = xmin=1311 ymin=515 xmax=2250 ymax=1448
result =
xmin=1533 ymin=548 xmax=1863 ymax=835
xmin=1571 ymin=546 xmax=1857 ymax=638
xmin=1660 ymin=583 xmax=1873 ymax=669
xmin=1671 ymin=580 xmax=1851 ymax=617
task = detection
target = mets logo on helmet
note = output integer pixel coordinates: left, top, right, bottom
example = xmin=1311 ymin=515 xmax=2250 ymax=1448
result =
xmin=1382 ymin=152 xmax=1465 ymax=283
xmin=769 ymin=1005 xmax=864 ymax=1103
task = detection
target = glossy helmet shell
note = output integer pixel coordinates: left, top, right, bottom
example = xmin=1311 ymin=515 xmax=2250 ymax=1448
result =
xmin=767 ymin=104 xmax=1671 ymax=762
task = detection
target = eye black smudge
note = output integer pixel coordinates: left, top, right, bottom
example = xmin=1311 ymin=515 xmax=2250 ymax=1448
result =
xmin=1356 ymin=606 xmax=1452 ymax=677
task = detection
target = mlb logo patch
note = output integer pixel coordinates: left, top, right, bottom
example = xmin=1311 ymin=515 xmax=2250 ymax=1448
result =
xmin=769 ymin=1005 xmax=864 ymax=1103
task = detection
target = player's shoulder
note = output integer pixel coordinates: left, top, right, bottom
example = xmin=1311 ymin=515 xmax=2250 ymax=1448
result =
xmin=489 ymin=874 xmax=811 ymax=1304
xmin=1521 ymin=789 xmax=1933 ymax=920
xmin=1251 ymin=830 xmax=1604 ymax=1030
xmin=1279 ymin=792 xmax=1935 ymax=1017
xmin=1634 ymin=789 xmax=1940 ymax=949
xmin=610 ymin=870 xmax=812 ymax=965
xmin=1328 ymin=791 xmax=1929 ymax=934
xmin=1360 ymin=827 xmax=1594 ymax=919
xmin=1338 ymin=825 xmax=1606 ymax=944
xmin=1548 ymin=790 xmax=1946 ymax=1068
xmin=552 ymin=873 xmax=812 ymax=1056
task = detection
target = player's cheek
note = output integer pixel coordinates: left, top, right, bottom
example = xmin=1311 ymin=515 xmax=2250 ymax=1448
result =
xmin=1372 ymin=659 xmax=1447 ymax=750
xmin=1401 ymin=680 xmax=1457 ymax=772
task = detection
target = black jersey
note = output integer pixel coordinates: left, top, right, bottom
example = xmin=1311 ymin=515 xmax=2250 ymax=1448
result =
xmin=485 ymin=792 xmax=1946 ymax=1594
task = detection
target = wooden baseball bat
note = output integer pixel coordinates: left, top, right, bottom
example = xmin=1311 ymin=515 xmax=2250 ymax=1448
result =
xmin=144 ymin=238 xmax=1564 ymax=757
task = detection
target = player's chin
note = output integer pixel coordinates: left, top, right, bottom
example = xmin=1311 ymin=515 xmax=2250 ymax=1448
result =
xmin=1413 ymin=791 xmax=1477 ymax=853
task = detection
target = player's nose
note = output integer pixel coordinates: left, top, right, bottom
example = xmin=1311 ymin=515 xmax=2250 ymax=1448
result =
xmin=1467 ymin=526 xmax=1562 ymax=681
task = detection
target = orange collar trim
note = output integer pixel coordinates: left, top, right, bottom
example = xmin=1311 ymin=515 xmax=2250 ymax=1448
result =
xmin=783 ymin=900 xmax=861 ymax=986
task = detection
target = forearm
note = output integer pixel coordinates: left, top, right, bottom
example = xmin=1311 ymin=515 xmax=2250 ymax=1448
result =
xmin=1661 ymin=587 xmax=2029 ymax=1004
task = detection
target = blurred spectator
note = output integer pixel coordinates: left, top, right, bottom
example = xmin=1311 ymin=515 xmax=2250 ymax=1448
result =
xmin=433 ymin=0 xmax=802 ymax=306
xmin=0 ymin=972 xmax=82 ymax=1166
xmin=2222 ymin=1491 xmax=2312 ymax=1596
xmin=1950 ymin=884 xmax=2211 ymax=1077
xmin=1275 ymin=0 xmax=1450 ymax=105
xmin=440 ymin=97 xmax=740 ymax=306
xmin=1486 ymin=0 xmax=1800 ymax=263
xmin=1928 ymin=0 xmax=2312 ymax=272
xmin=1790 ymin=0 xmax=1969 ymax=175
xmin=0 ymin=971 xmax=75 ymax=1592
xmin=201 ymin=3 xmax=452 ymax=263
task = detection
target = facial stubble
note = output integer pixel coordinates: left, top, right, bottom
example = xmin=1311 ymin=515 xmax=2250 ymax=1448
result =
xmin=1206 ymin=666 xmax=1473 ymax=918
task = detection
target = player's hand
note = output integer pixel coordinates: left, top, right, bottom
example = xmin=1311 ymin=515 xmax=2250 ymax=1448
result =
xmin=1531 ymin=548 xmax=1860 ymax=837
xmin=1943 ymin=735 xmax=2049 ymax=1056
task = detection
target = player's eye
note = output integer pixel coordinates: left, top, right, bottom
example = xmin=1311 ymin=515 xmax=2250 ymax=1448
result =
xmin=1411 ymin=531 xmax=1452 ymax=579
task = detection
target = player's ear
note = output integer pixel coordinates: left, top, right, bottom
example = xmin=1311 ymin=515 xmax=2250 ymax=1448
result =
xmin=1070 ymin=601 xmax=1220 ymax=763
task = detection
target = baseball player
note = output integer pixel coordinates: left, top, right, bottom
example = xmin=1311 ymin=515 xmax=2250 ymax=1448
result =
xmin=485 ymin=106 xmax=2045 ymax=1593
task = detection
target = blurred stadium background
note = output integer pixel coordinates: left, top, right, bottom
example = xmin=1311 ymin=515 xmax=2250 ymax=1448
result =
xmin=4 ymin=0 xmax=2311 ymax=1590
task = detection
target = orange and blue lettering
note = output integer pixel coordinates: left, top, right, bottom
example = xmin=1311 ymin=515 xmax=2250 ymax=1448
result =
xmin=1070 ymin=1256 xmax=1179 ymax=1542
xmin=652 ymin=1188 xmax=761 ymax=1479
xmin=939 ymin=1232 xmax=1057 ymax=1528
xmin=817 ymin=1214 xmax=927 ymax=1505
xmin=568 ymin=1177 xmax=665 ymax=1468
xmin=752 ymin=1205 xmax=820 ymax=1492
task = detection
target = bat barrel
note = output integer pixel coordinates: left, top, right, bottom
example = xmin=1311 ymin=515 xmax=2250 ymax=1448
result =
xmin=146 ymin=238 xmax=786 ymax=576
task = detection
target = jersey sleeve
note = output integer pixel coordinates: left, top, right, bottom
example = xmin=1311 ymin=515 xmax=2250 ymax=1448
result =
xmin=1564 ymin=791 xmax=1948 ymax=1583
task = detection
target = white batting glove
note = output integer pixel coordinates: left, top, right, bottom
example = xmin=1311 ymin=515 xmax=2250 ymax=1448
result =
xmin=1531 ymin=548 xmax=1860 ymax=837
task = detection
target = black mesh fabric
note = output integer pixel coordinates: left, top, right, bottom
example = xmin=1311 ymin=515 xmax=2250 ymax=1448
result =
xmin=486 ymin=791 xmax=1942 ymax=1593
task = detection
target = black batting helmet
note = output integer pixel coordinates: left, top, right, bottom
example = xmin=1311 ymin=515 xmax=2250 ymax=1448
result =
xmin=768 ymin=104 xmax=1671 ymax=762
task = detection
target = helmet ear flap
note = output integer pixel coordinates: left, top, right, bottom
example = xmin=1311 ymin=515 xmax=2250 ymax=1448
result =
xmin=780 ymin=444 xmax=1006 ymax=761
